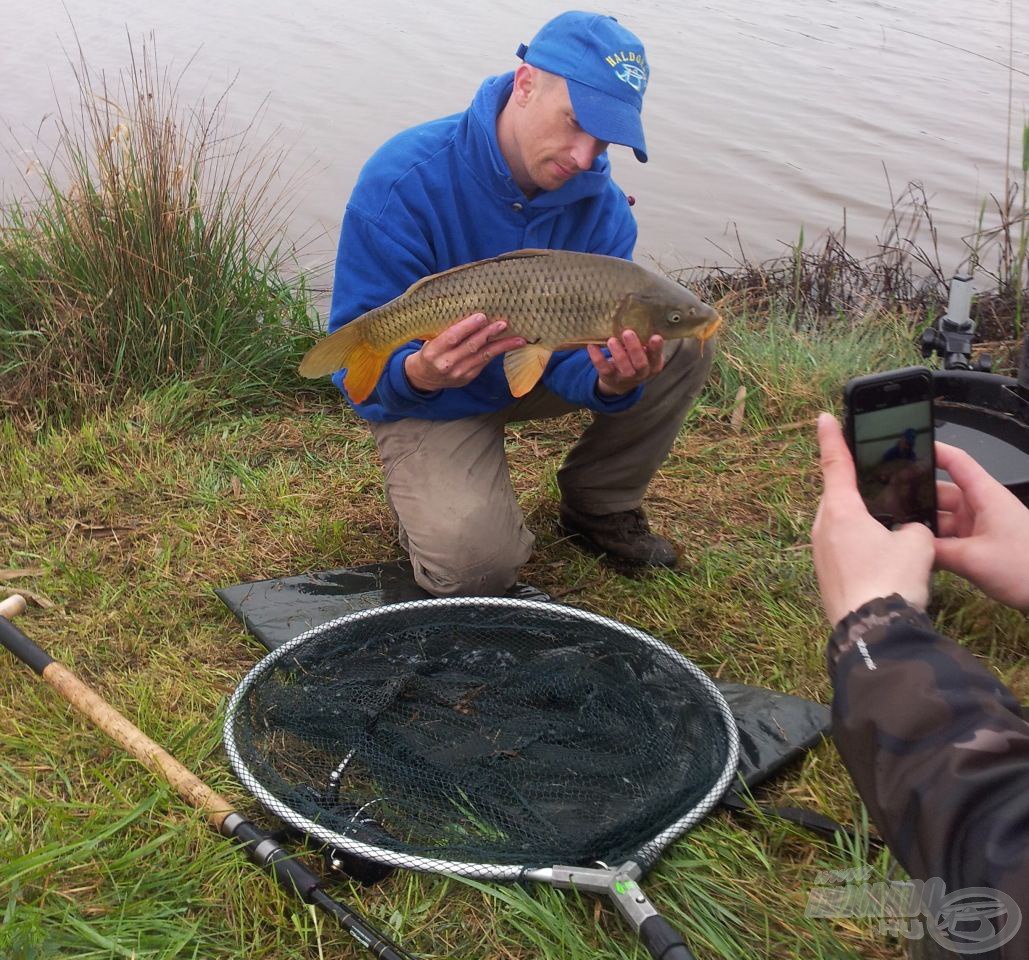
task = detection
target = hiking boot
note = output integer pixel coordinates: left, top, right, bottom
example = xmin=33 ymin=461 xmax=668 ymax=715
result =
xmin=558 ymin=504 xmax=679 ymax=568
xmin=504 ymin=582 xmax=553 ymax=603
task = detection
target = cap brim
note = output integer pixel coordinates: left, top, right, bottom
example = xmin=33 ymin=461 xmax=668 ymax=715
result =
xmin=565 ymin=77 xmax=648 ymax=163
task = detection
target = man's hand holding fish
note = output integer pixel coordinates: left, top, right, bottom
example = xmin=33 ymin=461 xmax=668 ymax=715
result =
xmin=403 ymin=315 xmax=527 ymax=395
xmin=589 ymin=330 xmax=667 ymax=397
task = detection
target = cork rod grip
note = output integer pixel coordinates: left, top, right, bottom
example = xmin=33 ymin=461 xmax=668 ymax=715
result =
xmin=0 ymin=593 xmax=232 ymax=831
xmin=0 ymin=594 xmax=27 ymax=619
xmin=41 ymin=662 xmax=235 ymax=830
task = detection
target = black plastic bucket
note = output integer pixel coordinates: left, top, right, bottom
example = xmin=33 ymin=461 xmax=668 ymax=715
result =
xmin=933 ymin=370 xmax=1029 ymax=506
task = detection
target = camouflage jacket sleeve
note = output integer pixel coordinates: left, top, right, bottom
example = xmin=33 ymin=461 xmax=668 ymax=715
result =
xmin=829 ymin=595 xmax=1029 ymax=951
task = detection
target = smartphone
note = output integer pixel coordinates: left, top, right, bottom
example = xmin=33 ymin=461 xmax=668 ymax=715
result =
xmin=843 ymin=366 xmax=937 ymax=533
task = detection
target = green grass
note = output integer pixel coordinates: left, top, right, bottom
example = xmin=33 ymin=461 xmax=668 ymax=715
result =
xmin=2 ymin=36 xmax=1024 ymax=958
xmin=3 ymin=305 xmax=1026 ymax=959
xmin=706 ymin=307 xmax=920 ymax=428
xmin=0 ymin=39 xmax=322 ymax=426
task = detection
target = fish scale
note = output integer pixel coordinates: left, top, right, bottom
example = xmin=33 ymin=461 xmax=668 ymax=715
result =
xmin=388 ymin=256 xmax=623 ymax=344
xmin=299 ymin=248 xmax=721 ymax=403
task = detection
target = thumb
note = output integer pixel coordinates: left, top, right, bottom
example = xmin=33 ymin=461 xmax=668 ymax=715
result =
xmin=817 ymin=412 xmax=858 ymax=492
xmin=893 ymin=520 xmax=935 ymax=548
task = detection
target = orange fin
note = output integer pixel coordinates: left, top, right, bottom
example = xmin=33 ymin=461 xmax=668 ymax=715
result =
xmin=299 ymin=322 xmax=360 ymax=378
xmin=503 ymin=344 xmax=553 ymax=397
xmin=298 ymin=322 xmax=390 ymax=404
xmin=697 ymin=314 xmax=723 ymax=357
xmin=342 ymin=340 xmax=392 ymax=404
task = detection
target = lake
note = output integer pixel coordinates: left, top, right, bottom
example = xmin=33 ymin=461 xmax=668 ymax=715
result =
xmin=1 ymin=0 xmax=1026 ymax=301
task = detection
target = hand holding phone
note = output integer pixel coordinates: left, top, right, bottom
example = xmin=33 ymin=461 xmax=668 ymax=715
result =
xmin=843 ymin=366 xmax=938 ymax=534
xmin=934 ymin=442 xmax=1029 ymax=611
xmin=813 ymin=413 xmax=935 ymax=626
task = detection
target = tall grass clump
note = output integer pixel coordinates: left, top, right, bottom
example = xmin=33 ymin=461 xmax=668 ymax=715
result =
xmin=679 ymin=169 xmax=1029 ymax=346
xmin=0 ymin=38 xmax=321 ymax=426
xmin=708 ymin=307 xmax=919 ymax=427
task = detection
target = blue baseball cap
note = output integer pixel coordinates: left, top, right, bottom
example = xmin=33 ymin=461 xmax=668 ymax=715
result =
xmin=516 ymin=11 xmax=649 ymax=163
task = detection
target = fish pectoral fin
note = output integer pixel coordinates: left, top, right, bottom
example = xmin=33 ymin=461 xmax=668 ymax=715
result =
xmin=503 ymin=344 xmax=553 ymax=398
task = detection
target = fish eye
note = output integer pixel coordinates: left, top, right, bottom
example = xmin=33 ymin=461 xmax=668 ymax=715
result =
xmin=668 ymin=311 xmax=682 ymax=324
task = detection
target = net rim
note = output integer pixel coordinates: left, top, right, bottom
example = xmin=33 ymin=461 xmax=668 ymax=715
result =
xmin=223 ymin=597 xmax=740 ymax=880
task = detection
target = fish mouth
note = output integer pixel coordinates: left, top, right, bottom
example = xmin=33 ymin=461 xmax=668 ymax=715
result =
xmin=698 ymin=313 xmax=723 ymax=341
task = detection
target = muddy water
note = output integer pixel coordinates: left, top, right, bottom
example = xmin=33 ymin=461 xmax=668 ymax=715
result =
xmin=1 ymin=0 xmax=1026 ymax=299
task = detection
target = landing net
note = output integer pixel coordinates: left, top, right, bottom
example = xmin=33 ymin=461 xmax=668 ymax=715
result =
xmin=224 ymin=598 xmax=739 ymax=879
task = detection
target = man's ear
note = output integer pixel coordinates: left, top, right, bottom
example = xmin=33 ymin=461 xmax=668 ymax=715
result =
xmin=511 ymin=63 xmax=536 ymax=107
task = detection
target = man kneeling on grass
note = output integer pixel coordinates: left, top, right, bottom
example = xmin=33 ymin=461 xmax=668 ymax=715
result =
xmin=321 ymin=11 xmax=715 ymax=596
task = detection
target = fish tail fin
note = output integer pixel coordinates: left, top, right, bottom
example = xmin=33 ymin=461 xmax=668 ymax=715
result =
xmin=341 ymin=340 xmax=393 ymax=404
xmin=298 ymin=321 xmax=390 ymax=404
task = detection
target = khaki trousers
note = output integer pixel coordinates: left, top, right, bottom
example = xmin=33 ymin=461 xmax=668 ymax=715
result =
xmin=368 ymin=337 xmax=714 ymax=596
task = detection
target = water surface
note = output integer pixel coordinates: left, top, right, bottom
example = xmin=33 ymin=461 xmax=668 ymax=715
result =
xmin=1 ymin=0 xmax=1026 ymax=296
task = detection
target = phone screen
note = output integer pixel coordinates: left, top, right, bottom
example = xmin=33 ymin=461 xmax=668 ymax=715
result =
xmin=852 ymin=399 xmax=936 ymax=529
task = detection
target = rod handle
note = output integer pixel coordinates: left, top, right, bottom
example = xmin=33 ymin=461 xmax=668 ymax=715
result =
xmin=44 ymin=661 xmax=236 ymax=826
xmin=0 ymin=605 xmax=234 ymax=829
xmin=0 ymin=593 xmax=28 ymax=621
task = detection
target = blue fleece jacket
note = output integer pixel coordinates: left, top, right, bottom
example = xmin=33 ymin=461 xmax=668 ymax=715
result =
xmin=328 ymin=72 xmax=643 ymax=422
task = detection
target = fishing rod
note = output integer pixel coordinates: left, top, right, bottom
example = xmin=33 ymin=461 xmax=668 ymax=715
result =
xmin=0 ymin=594 xmax=417 ymax=960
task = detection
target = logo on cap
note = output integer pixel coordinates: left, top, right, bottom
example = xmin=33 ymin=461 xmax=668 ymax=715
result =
xmin=605 ymin=51 xmax=648 ymax=94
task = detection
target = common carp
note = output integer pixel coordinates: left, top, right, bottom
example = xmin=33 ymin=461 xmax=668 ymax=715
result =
xmin=299 ymin=248 xmax=722 ymax=403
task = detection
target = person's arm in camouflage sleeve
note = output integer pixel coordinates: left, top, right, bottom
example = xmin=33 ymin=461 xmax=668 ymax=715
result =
xmin=828 ymin=594 xmax=1029 ymax=903
xmin=811 ymin=412 xmax=1029 ymax=949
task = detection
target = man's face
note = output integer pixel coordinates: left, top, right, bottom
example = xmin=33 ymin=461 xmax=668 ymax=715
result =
xmin=512 ymin=69 xmax=609 ymax=194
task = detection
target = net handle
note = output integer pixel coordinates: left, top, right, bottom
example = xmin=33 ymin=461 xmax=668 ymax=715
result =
xmin=544 ymin=862 xmax=699 ymax=959
xmin=640 ymin=916 xmax=697 ymax=960
xmin=0 ymin=595 xmax=417 ymax=960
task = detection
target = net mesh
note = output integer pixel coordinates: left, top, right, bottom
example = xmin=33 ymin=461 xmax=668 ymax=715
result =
xmin=225 ymin=600 xmax=736 ymax=874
